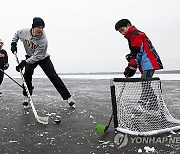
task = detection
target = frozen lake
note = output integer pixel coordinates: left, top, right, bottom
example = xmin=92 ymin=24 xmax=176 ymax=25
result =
xmin=0 ymin=78 xmax=180 ymax=153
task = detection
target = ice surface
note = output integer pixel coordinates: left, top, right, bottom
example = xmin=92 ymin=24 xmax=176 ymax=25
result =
xmin=0 ymin=78 xmax=179 ymax=153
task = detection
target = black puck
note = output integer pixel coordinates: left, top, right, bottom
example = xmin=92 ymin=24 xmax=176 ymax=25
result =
xmin=54 ymin=119 xmax=61 ymax=124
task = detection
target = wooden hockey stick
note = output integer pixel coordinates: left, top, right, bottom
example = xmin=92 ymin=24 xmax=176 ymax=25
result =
xmin=14 ymin=52 xmax=48 ymax=124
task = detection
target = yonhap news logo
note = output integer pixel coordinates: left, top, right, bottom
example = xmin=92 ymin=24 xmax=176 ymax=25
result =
xmin=114 ymin=133 xmax=128 ymax=149
xmin=114 ymin=133 xmax=180 ymax=149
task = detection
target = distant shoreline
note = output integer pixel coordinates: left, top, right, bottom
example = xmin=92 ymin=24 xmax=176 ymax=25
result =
xmin=58 ymin=70 xmax=180 ymax=75
xmin=4 ymin=70 xmax=180 ymax=80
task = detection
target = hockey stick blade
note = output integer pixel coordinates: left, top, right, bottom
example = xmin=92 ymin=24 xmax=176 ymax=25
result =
xmin=37 ymin=116 xmax=49 ymax=124
xmin=29 ymin=98 xmax=49 ymax=124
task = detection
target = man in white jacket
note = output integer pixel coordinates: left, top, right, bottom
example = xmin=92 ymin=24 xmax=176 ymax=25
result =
xmin=11 ymin=17 xmax=75 ymax=109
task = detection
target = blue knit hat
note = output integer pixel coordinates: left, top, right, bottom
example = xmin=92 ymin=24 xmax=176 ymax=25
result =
xmin=32 ymin=17 xmax=45 ymax=28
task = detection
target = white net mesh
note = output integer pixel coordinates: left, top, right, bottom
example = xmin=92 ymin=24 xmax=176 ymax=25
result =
xmin=111 ymin=78 xmax=180 ymax=136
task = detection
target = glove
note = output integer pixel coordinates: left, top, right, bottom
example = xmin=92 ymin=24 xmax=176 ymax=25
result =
xmin=16 ymin=60 xmax=27 ymax=72
xmin=11 ymin=42 xmax=17 ymax=54
xmin=4 ymin=63 xmax=9 ymax=70
xmin=125 ymin=54 xmax=133 ymax=62
xmin=124 ymin=65 xmax=137 ymax=77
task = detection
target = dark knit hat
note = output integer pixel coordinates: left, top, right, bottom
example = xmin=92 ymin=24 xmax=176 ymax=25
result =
xmin=32 ymin=17 xmax=45 ymax=28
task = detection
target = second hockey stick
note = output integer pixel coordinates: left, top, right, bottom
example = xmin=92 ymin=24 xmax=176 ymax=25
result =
xmin=0 ymin=69 xmax=23 ymax=88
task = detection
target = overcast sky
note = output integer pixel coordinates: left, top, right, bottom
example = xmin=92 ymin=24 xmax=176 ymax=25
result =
xmin=1 ymin=0 xmax=180 ymax=76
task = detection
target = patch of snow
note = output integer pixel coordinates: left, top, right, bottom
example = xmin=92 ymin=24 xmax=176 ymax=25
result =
xmin=144 ymin=146 xmax=155 ymax=153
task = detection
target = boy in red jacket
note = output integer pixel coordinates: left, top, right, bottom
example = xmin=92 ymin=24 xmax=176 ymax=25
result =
xmin=115 ymin=19 xmax=163 ymax=78
xmin=115 ymin=19 xmax=163 ymax=110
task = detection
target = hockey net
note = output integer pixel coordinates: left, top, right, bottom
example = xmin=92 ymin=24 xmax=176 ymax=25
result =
xmin=111 ymin=77 xmax=180 ymax=136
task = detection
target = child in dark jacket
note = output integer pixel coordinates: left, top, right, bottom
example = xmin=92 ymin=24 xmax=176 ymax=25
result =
xmin=0 ymin=39 xmax=9 ymax=96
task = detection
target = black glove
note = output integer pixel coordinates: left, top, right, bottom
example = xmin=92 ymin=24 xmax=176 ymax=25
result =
xmin=4 ymin=63 xmax=9 ymax=70
xmin=16 ymin=60 xmax=27 ymax=72
xmin=11 ymin=42 xmax=17 ymax=54
xmin=124 ymin=65 xmax=137 ymax=77
xmin=125 ymin=54 xmax=133 ymax=62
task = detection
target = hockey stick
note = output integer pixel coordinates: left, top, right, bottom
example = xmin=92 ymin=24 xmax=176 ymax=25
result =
xmin=96 ymin=77 xmax=127 ymax=133
xmin=0 ymin=69 xmax=23 ymax=88
xmin=104 ymin=113 xmax=113 ymax=132
xmin=104 ymin=81 xmax=126 ymax=132
xmin=14 ymin=52 xmax=48 ymax=124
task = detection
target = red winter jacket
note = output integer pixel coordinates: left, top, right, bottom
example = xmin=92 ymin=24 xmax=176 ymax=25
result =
xmin=124 ymin=26 xmax=163 ymax=72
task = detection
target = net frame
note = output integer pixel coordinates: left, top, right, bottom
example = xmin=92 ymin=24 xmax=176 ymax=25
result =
xmin=110 ymin=77 xmax=180 ymax=136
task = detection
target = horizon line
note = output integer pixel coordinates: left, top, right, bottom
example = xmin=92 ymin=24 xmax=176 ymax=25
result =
xmin=58 ymin=69 xmax=180 ymax=75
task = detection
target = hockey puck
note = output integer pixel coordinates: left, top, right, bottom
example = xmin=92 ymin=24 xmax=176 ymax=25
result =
xmin=23 ymin=102 xmax=29 ymax=106
xmin=54 ymin=119 xmax=61 ymax=124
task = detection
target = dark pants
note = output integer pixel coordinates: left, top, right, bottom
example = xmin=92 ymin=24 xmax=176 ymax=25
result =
xmin=23 ymin=56 xmax=71 ymax=100
xmin=140 ymin=70 xmax=157 ymax=103
xmin=141 ymin=70 xmax=155 ymax=79
xmin=0 ymin=69 xmax=4 ymax=85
